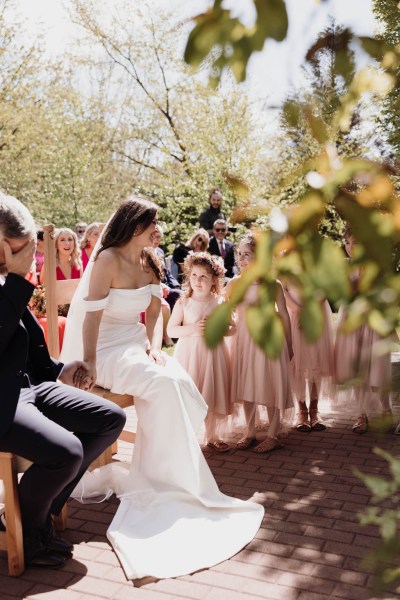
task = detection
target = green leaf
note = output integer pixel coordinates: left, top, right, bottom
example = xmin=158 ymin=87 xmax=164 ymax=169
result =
xmin=367 ymin=309 xmax=393 ymax=337
xmin=288 ymin=193 xmax=325 ymax=235
xmin=224 ymin=172 xmax=250 ymax=198
xmin=282 ymin=99 xmax=301 ymax=128
xmin=354 ymin=468 xmax=395 ymax=501
xmin=308 ymin=237 xmax=351 ymax=303
xmin=359 ymin=36 xmax=392 ymax=61
xmin=305 ymin=109 xmax=329 ymax=144
xmin=246 ymin=301 xmax=285 ymax=358
xmin=300 ymin=296 xmax=324 ymax=343
xmin=381 ymin=516 xmax=397 ymax=542
xmin=254 ymin=0 xmax=288 ymax=43
xmin=335 ymin=194 xmax=394 ymax=270
xmin=374 ymin=448 xmax=400 ymax=484
xmin=255 ymin=230 xmax=272 ymax=273
xmin=204 ymin=301 xmax=233 ymax=348
xmin=228 ymin=264 xmax=263 ymax=306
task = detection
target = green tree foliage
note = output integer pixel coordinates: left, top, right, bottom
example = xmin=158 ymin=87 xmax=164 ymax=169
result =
xmin=185 ymin=3 xmax=400 ymax=581
xmin=184 ymin=1 xmax=400 ymax=349
xmin=0 ymin=1 xmax=133 ymax=227
xmin=373 ymin=0 xmax=400 ymax=164
xmin=356 ymin=448 xmax=400 ymax=593
xmin=70 ymin=0 xmax=262 ymax=247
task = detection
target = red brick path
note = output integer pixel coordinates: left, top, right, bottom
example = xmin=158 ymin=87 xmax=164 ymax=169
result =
xmin=1 ymin=406 xmax=399 ymax=600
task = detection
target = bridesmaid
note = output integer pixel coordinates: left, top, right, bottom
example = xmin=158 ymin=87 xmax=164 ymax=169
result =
xmin=281 ymin=281 xmax=334 ymax=432
xmin=226 ymin=232 xmax=294 ymax=453
xmin=80 ymin=222 xmax=100 ymax=271
xmin=334 ymin=227 xmax=394 ymax=433
xmin=39 ymin=227 xmax=82 ymax=284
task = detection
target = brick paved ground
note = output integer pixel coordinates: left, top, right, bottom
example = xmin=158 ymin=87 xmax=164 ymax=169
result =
xmin=1 ymin=404 xmax=399 ymax=600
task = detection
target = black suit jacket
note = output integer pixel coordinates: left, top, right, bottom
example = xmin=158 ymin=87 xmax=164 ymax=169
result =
xmin=208 ymin=237 xmax=235 ymax=278
xmin=0 ymin=273 xmax=62 ymax=440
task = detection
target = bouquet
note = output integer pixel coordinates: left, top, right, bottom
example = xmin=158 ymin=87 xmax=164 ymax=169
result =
xmin=28 ymin=284 xmax=46 ymax=318
xmin=28 ymin=284 xmax=70 ymax=318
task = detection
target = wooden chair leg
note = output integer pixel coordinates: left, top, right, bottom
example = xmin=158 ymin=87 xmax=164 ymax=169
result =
xmin=89 ymin=445 xmax=113 ymax=471
xmin=0 ymin=453 xmax=24 ymax=576
xmin=52 ymin=503 xmax=68 ymax=532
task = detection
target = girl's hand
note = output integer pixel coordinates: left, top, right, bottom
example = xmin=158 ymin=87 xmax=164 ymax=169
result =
xmin=192 ymin=317 xmax=207 ymax=335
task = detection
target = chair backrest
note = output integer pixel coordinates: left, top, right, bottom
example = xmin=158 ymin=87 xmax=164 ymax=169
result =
xmin=43 ymin=224 xmax=80 ymax=358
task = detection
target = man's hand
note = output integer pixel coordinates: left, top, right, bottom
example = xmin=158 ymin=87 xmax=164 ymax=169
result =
xmin=2 ymin=237 xmax=36 ymax=277
xmin=59 ymin=361 xmax=95 ymax=390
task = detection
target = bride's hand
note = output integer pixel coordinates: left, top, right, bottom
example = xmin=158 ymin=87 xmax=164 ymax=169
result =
xmin=147 ymin=349 xmax=166 ymax=366
xmin=76 ymin=361 xmax=97 ymax=390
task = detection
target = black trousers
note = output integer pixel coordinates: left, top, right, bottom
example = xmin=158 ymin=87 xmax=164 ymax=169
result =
xmin=0 ymin=381 xmax=126 ymax=531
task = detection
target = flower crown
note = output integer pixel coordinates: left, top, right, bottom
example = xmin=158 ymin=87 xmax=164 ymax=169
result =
xmin=184 ymin=251 xmax=226 ymax=278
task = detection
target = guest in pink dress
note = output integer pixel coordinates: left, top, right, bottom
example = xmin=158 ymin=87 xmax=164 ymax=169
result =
xmin=334 ymin=228 xmax=393 ymax=434
xmin=282 ymin=281 xmax=334 ymax=432
xmin=39 ymin=227 xmax=82 ymax=284
xmin=168 ymin=252 xmax=233 ymax=452
xmin=226 ymin=232 xmax=294 ymax=453
xmin=80 ymin=222 xmax=100 ymax=271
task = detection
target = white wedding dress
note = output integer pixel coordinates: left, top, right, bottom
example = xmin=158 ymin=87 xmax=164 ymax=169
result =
xmin=61 ymin=284 xmax=264 ymax=580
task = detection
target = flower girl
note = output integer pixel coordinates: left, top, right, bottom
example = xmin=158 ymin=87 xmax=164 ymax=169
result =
xmin=168 ymin=252 xmax=233 ymax=451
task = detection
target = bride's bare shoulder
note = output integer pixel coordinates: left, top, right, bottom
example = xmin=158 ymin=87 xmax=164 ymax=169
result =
xmin=93 ymin=248 xmax=119 ymax=271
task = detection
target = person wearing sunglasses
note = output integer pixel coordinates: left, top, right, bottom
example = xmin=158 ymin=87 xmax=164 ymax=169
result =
xmin=208 ymin=219 xmax=235 ymax=279
xmin=172 ymin=228 xmax=210 ymax=285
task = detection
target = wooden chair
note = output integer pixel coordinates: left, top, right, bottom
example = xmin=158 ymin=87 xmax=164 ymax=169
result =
xmin=42 ymin=225 xmax=135 ymax=471
xmin=0 ymin=452 xmax=25 ymax=575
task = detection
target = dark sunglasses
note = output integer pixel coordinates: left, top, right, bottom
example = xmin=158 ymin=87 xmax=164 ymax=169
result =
xmin=196 ymin=237 xmax=204 ymax=242
xmin=214 ymin=228 xmax=226 ymax=233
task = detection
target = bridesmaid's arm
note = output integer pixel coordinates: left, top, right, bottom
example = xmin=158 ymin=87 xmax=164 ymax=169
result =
xmin=276 ymin=280 xmax=293 ymax=360
xmin=38 ymin=263 xmax=45 ymax=285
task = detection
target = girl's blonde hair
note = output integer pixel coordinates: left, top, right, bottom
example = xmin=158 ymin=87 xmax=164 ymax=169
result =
xmin=54 ymin=227 xmax=82 ymax=271
xmin=187 ymin=228 xmax=209 ymax=251
xmin=182 ymin=252 xmax=225 ymax=298
xmin=80 ymin=222 xmax=100 ymax=249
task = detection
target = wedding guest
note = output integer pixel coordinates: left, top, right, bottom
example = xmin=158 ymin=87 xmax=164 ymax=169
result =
xmin=173 ymin=228 xmax=209 ymax=285
xmin=151 ymin=224 xmax=175 ymax=346
xmin=40 ymin=227 xmax=82 ymax=284
xmin=208 ymin=219 xmax=235 ymax=279
xmin=199 ymin=188 xmax=227 ymax=236
xmin=75 ymin=221 xmax=87 ymax=242
xmin=152 ymin=224 xmax=180 ymax=310
xmin=0 ymin=192 xmax=125 ymax=569
xmin=35 ymin=229 xmax=45 ymax=276
xmin=80 ymin=222 xmax=100 ymax=270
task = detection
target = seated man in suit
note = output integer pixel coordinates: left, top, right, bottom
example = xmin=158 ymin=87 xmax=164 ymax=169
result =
xmin=208 ymin=219 xmax=235 ymax=279
xmin=0 ymin=192 xmax=126 ymax=568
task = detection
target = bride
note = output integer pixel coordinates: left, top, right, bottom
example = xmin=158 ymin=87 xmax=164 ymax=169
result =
xmin=61 ymin=196 xmax=264 ymax=580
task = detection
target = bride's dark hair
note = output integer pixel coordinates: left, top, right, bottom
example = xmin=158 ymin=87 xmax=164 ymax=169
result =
xmin=97 ymin=195 xmax=163 ymax=280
